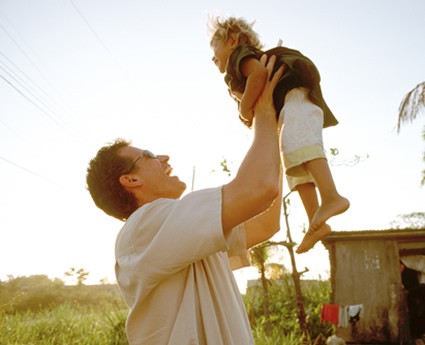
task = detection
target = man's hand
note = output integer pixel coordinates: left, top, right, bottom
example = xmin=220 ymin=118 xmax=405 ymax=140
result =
xmin=253 ymin=55 xmax=283 ymax=117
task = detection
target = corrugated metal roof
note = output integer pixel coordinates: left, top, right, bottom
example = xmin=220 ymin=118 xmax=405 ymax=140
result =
xmin=322 ymin=228 xmax=425 ymax=243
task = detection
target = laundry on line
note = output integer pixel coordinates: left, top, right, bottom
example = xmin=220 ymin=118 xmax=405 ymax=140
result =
xmin=321 ymin=303 xmax=364 ymax=328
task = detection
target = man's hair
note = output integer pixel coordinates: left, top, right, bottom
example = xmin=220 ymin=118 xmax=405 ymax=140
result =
xmin=86 ymin=138 xmax=139 ymax=221
xmin=208 ymin=16 xmax=263 ymax=50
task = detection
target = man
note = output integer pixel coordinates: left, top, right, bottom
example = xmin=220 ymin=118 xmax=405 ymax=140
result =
xmin=86 ymin=56 xmax=283 ymax=345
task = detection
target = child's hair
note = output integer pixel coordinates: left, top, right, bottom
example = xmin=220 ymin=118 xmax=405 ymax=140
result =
xmin=208 ymin=16 xmax=263 ymax=50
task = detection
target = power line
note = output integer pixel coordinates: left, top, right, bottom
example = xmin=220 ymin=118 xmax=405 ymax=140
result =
xmin=0 ymin=156 xmax=43 ymax=178
xmin=69 ymin=0 xmax=116 ymax=61
xmin=0 ymin=17 xmax=75 ymax=134
xmin=0 ymin=20 xmax=69 ymax=109
xmin=0 ymin=73 xmax=72 ymax=134
xmin=68 ymin=0 xmax=139 ymax=90
xmin=0 ymin=155 xmax=58 ymax=187
xmin=0 ymin=61 xmax=69 ymax=129
xmin=0 ymin=117 xmax=30 ymax=144
xmin=0 ymin=50 xmax=73 ymax=125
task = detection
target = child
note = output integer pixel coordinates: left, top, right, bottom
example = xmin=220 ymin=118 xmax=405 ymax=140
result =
xmin=209 ymin=16 xmax=349 ymax=253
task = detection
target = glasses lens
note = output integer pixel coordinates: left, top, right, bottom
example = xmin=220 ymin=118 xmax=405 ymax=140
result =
xmin=126 ymin=150 xmax=156 ymax=174
xmin=143 ymin=150 xmax=157 ymax=159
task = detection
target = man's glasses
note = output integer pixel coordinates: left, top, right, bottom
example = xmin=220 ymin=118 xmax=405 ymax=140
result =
xmin=125 ymin=150 xmax=157 ymax=174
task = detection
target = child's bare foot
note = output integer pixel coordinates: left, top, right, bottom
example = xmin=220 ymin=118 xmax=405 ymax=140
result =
xmin=309 ymin=196 xmax=350 ymax=233
xmin=296 ymin=223 xmax=332 ymax=254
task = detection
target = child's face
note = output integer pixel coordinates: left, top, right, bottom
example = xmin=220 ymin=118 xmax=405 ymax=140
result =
xmin=211 ymin=38 xmax=235 ymax=73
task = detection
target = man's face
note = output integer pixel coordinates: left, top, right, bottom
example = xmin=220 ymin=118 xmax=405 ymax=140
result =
xmin=211 ymin=38 xmax=234 ymax=73
xmin=120 ymin=146 xmax=186 ymax=201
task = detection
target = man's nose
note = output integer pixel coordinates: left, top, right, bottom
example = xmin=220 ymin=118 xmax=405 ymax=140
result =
xmin=158 ymin=155 xmax=169 ymax=163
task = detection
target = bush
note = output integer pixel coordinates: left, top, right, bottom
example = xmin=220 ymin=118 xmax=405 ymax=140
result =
xmin=0 ymin=275 xmax=124 ymax=314
xmin=245 ymin=277 xmax=334 ymax=344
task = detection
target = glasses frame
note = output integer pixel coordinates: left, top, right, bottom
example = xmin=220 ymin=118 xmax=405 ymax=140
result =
xmin=125 ymin=150 xmax=157 ymax=174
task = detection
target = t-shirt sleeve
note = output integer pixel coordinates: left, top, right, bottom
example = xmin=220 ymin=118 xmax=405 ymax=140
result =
xmin=226 ymin=44 xmax=259 ymax=93
xmin=234 ymin=45 xmax=257 ymax=80
xmin=226 ymin=223 xmax=251 ymax=270
xmin=125 ymin=187 xmax=228 ymax=283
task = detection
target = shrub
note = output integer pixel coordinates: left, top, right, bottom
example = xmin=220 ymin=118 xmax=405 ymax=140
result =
xmin=246 ymin=277 xmax=334 ymax=344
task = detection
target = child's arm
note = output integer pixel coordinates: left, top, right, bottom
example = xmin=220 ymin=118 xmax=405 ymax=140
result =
xmin=239 ymin=57 xmax=268 ymax=123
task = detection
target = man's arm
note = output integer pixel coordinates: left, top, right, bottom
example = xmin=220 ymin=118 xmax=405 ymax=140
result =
xmin=221 ymin=56 xmax=283 ymax=235
xmin=244 ymin=169 xmax=282 ymax=248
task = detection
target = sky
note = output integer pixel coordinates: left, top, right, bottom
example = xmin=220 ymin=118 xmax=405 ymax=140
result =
xmin=1 ymin=0 xmax=424 ymax=290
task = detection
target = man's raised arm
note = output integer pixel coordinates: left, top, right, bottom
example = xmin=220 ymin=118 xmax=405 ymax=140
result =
xmin=221 ymin=56 xmax=283 ymax=234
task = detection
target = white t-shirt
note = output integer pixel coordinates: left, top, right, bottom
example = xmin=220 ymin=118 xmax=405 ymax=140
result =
xmin=115 ymin=187 xmax=253 ymax=345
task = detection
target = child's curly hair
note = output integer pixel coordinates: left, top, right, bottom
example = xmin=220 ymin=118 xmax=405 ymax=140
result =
xmin=208 ymin=16 xmax=263 ymax=50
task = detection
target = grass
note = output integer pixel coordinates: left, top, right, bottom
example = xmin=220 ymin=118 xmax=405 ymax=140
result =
xmin=0 ymin=303 xmax=128 ymax=345
xmin=0 ymin=302 xmax=324 ymax=345
xmin=0 ymin=276 xmax=332 ymax=344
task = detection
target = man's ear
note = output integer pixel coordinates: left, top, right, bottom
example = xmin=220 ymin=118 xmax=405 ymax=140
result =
xmin=119 ymin=174 xmax=143 ymax=189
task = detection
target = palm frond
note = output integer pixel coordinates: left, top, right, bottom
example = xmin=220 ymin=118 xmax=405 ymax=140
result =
xmin=397 ymin=81 xmax=425 ymax=132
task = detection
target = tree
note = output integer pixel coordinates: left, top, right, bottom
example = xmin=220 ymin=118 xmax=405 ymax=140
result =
xmin=397 ymin=82 xmax=425 ymax=132
xmin=248 ymin=243 xmax=289 ymax=336
xmin=269 ymin=192 xmax=309 ymax=339
xmin=390 ymin=212 xmax=425 ymax=229
xmin=249 ymin=243 xmax=272 ymax=333
xmin=397 ymin=81 xmax=425 ymax=185
xmin=0 ymin=275 xmax=66 ymax=313
xmin=214 ymin=158 xmax=311 ymax=338
xmin=65 ymin=267 xmax=89 ymax=286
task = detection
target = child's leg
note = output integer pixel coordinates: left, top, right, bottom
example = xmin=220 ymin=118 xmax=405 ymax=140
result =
xmin=294 ymin=181 xmax=332 ymax=254
xmin=295 ymin=182 xmax=319 ymax=219
xmin=279 ymin=88 xmax=344 ymax=252
xmin=305 ymin=158 xmax=349 ymax=232
xmin=281 ymin=87 xmax=349 ymax=234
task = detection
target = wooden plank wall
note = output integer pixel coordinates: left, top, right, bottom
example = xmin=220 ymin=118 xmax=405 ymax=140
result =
xmin=333 ymin=239 xmax=404 ymax=343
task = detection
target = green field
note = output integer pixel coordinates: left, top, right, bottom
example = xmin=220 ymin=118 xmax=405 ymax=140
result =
xmin=0 ymin=303 xmax=127 ymax=345
xmin=0 ymin=275 xmax=333 ymax=345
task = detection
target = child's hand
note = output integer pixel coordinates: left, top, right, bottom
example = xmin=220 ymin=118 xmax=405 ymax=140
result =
xmin=232 ymin=90 xmax=254 ymax=127
xmin=230 ymin=90 xmax=243 ymax=101
xmin=239 ymin=104 xmax=254 ymax=123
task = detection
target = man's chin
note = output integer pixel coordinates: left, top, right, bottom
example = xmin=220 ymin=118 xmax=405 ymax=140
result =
xmin=180 ymin=181 xmax=187 ymax=193
xmin=173 ymin=178 xmax=187 ymax=196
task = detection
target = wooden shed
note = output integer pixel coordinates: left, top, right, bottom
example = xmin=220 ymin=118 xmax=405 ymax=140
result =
xmin=322 ymin=229 xmax=425 ymax=344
